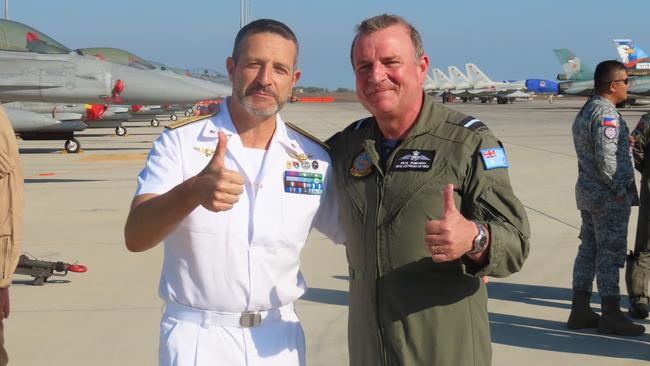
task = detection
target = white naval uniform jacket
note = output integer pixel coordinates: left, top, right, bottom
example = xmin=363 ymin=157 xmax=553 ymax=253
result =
xmin=135 ymin=102 xmax=344 ymax=312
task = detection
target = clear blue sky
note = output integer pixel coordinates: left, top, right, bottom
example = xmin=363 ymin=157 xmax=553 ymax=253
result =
xmin=8 ymin=0 xmax=650 ymax=90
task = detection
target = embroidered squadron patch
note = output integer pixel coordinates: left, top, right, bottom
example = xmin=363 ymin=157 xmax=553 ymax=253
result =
xmin=392 ymin=149 xmax=435 ymax=171
xmin=350 ymin=151 xmax=373 ymax=177
xmin=604 ymin=126 xmax=618 ymax=139
xmin=480 ymin=147 xmax=509 ymax=170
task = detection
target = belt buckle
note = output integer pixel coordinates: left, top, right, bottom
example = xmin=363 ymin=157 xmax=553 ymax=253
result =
xmin=239 ymin=311 xmax=262 ymax=328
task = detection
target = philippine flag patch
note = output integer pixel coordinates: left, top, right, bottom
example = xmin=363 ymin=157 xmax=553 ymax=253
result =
xmin=480 ymin=147 xmax=509 ymax=170
xmin=603 ymin=116 xmax=618 ymax=127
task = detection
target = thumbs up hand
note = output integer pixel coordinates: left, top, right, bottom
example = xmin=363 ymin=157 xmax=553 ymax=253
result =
xmin=193 ymin=131 xmax=245 ymax=212
xmin=424 ymin=184 xmax=479 ymax=263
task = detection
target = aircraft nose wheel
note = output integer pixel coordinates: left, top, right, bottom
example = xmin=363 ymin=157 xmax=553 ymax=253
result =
xmin=170 ymin=114 xmax=178 ymax=121
xmin=64 ymin=138 xmax=80 ymax=153
xmin=150 ymin=118 xmax=160 ymax=127
xmin=115 ymin=126 xmax=127 ymax=136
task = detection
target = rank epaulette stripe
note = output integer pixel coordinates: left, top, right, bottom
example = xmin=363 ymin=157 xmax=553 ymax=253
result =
xmin=453 ymin=115 xmax=488 ymax=132
xmin=165 ymin=113 xmax=216 ymax=130
xmin=285 ymin=121 xmax=330 ymax=151
xmin=463 ymin=118 xmax=481 ymax=128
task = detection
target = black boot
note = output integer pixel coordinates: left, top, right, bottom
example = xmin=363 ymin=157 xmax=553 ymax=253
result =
xmin=630 ymin=298 xmax=648 ymax=319
xmin=626 ymin=251 xmax=650 ymax=319
xmin=567 ymin=291 xmax=600 ymax=329
xmin=598 ymin=295 xmax=646 ymax=336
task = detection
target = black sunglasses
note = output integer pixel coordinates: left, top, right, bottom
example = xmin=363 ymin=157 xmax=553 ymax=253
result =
xmin=610 ymin=78 xmax=630 ymax=85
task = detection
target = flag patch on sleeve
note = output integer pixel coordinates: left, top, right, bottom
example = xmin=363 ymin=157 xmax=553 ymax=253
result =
xmin=603 ymin=116 xmax=618 ymax=127
xmin=480 ymin=148 xmax=509 ymax=170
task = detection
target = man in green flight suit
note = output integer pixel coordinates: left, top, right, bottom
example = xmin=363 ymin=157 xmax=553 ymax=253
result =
xmin=327 ymin=14 xmax=530 ymax=365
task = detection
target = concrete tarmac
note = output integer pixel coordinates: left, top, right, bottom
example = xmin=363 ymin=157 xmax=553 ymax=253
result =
xmin=8 ymin=97 xmax=650 ymax=365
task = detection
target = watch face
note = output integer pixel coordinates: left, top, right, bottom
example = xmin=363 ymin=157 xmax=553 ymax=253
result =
xmin=471 ymin=222 xmax=488 ymax=254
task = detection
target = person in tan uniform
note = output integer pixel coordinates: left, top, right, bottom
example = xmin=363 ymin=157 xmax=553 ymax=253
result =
xmin=0 ymin=105 xmax=23 ymax=365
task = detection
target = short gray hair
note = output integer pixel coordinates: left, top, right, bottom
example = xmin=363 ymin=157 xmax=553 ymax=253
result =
xmin=350 ymin=14 xmax=424 ymax=64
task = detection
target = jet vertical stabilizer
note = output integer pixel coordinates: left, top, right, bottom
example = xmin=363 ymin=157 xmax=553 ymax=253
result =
xmin=554 ymin=49 xmax=593 ymax=81
xmin=613 ymin=39 xmax=650 ymax=71
xmin=423 ymin=74 xmax=438 ymax=92
xmin=447 ymin=66 xmax=472 ymax=89
xmin=465 ymin=63 xmax=495 ymax=89
xmin=432 ymin=68 xmax=454 ymax=90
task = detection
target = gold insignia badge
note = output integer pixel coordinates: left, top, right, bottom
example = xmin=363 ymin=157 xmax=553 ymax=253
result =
xmin=288 ymin=151 xmax=312 ymax=162
xmin=194 ymin=147 xmax=215 ymax=157
xmin=350 ymin=151 xmax=373 ymax=177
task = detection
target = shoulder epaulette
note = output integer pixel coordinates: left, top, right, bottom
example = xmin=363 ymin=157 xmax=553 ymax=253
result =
xmin=285 ymin=121 xmax=330 ymax=151
xmin=165 ymin=113 xmax=216 ymax=130
xmin=448 ymin=115 xmax=489 ymax=133
xmin=342 ymin=117 xmax=373 ymax=132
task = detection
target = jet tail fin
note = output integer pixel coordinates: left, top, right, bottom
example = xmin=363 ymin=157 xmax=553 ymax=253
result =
xmin=432 ymin=68 xmax=452 ymax=88
xmin=553 ymin=48 xmax=593 ymax=81
xmin=613 ymin=39 xmax=650 ymax=70
xmin=447 ymin=66 xmax=470 ymax=86
xmin=464 ymin=63 xmax=493 ymax=85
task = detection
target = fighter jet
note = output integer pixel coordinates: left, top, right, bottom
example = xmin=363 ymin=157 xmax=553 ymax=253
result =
xmin=554 ymin=47 xmax=650 ymax=105
xmin=77 ymin=48 xmax=231 ymax=99
xmin=464 ymin=63 xmax=528 ymax=104
xmin=0 ymin=19 xmax=222 ymax=152
xmin=432 ymin=68 xmax=455 ymax=91
xmin=76 ymin=49 xmax=231 ymax=126
xmin=613 ymin=39 xmax=650 ymax=73
xmin=553 ymin=49 xmax=594 ymax=96
xmin=423 ymin=74 xmax=438 ymax=93
xmin=609 ymin=40 xmax=650 ymax=103
xmin=0 ymin=20 xmax=218 ymax=105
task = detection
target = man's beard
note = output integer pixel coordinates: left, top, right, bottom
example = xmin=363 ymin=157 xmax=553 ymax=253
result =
xmin=234 ymin=83 xmax=286 ymax=118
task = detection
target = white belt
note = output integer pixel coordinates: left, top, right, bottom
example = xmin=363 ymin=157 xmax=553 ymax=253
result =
xmin=164 ymin=302 xmax=294 ymax=329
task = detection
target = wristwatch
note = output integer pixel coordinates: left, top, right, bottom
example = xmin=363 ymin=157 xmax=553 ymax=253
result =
xmin=469 ymin=221 xmax=488 ymax=254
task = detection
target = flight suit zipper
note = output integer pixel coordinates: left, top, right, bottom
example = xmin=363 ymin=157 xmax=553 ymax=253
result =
xmin=375 ymin=172 xmax=388 ymax=366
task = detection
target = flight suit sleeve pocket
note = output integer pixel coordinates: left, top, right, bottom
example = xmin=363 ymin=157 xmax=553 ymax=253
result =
xmin=475 ymin=186 xmax=530 ymax=277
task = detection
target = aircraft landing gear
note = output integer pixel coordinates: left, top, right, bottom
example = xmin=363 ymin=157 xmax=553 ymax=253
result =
xmin=150 ymin=118 xmax=160 ymax=127
xmin=115 ymin=126 xmax=127 ymax=136
xmin=170 ymin=114 xmax=178 ymax=121
xmin=64 ymin=138 xmax=80 ymax=153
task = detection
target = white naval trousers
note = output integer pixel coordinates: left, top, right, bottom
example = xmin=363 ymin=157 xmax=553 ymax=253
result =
xmin=159 ymin=303 xmax=306 ymax=366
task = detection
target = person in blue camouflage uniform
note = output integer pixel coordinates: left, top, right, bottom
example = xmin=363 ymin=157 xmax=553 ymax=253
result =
xmin=568 ymin=60 xmax=645 ymax=336
xmin=627 ymin=112 xmax=650 ymax=319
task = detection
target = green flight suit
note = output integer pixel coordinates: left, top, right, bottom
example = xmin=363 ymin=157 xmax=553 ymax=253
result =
xmin=327 ymin=94 xmax=530 ymax=366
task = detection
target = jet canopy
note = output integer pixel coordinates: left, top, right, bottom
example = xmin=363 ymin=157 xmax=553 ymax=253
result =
xmin=0 ymin=19 xmax=70 ymax=54
xmin=76 ymin=47 xmax=156 ymax=70
xmin=187 ymin=68 xmax=230 ymax=84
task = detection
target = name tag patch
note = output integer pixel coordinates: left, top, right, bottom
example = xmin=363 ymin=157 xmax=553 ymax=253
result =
xmin=480 ymin=148 xmax=509 ymax=170
xmin=284 ymin=171 xmax=323 ymax=195
xmin=392 ymin=149 xmax=435 ymax=171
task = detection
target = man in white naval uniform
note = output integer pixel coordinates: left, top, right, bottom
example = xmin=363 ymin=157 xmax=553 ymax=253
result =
xmin=124 ymin=19 xmax=343 ymax=366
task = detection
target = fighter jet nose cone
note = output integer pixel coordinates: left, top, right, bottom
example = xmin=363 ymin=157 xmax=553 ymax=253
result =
xmin=110 ymin=65 xmax=220 ymax=105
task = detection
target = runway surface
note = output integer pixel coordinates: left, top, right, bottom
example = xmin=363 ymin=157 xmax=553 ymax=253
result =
xmin=9 ymin=97 xmax=650 ymax=365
